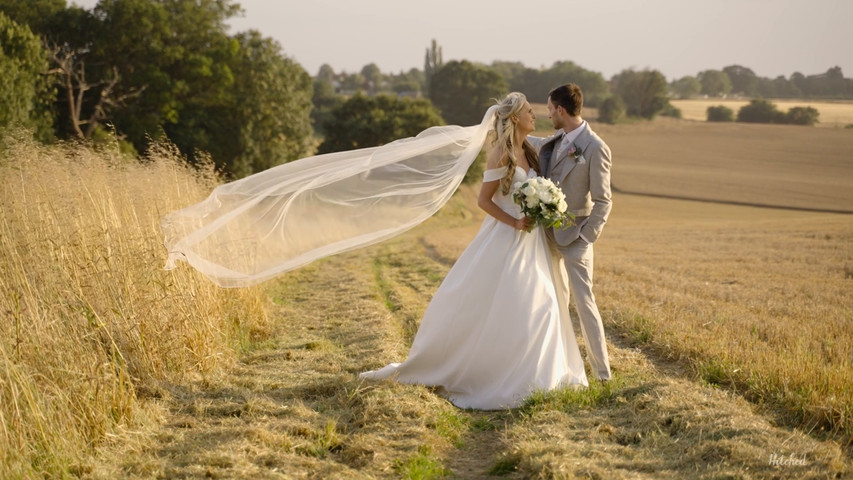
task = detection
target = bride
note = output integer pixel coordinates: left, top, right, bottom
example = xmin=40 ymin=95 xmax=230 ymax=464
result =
xmin=162 ymin=91 xmax=588 ymax=409
xmin=359 ymin=93 xmax=588 ymax=409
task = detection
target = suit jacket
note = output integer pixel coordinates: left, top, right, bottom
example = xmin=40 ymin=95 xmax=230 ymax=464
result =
xmin=528 ymin=124 xmax=612 ymax=246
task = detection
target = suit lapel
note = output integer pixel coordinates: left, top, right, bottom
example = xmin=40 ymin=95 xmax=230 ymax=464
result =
xmin=547 ymin=132 xmax=569 ymax=174
xmin=555 ymin=153 xmax=577 ymax=180
xmin=541 ymin=131 xmax=563 ymax=176
xmin=573 ymin=128 xmax=592 ymax=158
xmin=554 ymin=125 xmax=591 ymax=181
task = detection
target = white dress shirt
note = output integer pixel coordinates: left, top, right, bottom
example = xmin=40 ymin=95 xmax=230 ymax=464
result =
xmin=555 ymin=121 xmax=587 ymax=160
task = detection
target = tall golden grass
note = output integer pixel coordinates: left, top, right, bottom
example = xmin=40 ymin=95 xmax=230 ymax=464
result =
xmin=0 ymin=133 xmax=268 ymax=478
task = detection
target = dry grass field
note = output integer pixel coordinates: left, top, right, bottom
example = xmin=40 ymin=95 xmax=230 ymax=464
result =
xmin=81 ymin=194 xmax=851 ymax=479
xmin=670 ymin=99 xmax=853 ymax=127
xmin=0 ymin=135 xmax=270 ymax=478
xmin=2 ymin=113 xmax=852 ymax=478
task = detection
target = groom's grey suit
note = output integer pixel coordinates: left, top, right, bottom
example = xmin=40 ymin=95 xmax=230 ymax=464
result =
xmin=529 ymin=123 xmax=613 ymax=380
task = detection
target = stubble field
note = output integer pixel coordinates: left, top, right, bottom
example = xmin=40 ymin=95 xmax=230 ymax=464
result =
xmin=669 ymin=99 xmax=853 ymax=127
xmin=2 ymin=112 xmax=852 ymax=478
xmin=598 ymin=119 xmax=853 ymax=212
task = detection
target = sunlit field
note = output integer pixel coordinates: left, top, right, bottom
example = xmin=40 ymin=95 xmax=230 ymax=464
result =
xmin=670 ymin=98 xmax=853 ymax=126
xmin=0 ymin=135 xmax=269 ymax=478
xmin=595 ymin=119 xmax=853 ymax=212
xmin=2 ymin=116 xmax=852 ymax=478
xmin=535 ymin=115 xmax=853 ymax=442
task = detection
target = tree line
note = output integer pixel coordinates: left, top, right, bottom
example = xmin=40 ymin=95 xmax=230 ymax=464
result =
xmin=1 ymin=0 xmax=313 ymax=177
xmin=2 ymin=1 xmax=850 ymax=178
xmin=671 ymin=65 xmax=852 ymax=100
xmin=707 ymin=100 xmax=820 ymax=126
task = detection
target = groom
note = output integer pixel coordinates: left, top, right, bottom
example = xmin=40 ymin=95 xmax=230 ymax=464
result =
xmin=528 ymin=83 xmax=613 ymax=381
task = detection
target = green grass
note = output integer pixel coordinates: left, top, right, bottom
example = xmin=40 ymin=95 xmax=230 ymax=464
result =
xmin=432 ymin=409 xmax=469 ymax=447
xmin=372 ymin=257 xmax=400 ymax=312
xmin=395 ymin=445 xmax=450 ymax=479
xmin=521 ymin=377 xmax=621 ymax=414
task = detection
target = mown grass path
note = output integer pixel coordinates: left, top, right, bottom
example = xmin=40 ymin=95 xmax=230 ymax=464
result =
xmin=91 ymin=202 xmax=851 ymax=479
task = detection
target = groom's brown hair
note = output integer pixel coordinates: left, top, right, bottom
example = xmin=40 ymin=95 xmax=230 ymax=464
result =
xmin=548 ymin=83 xmax=583 ymax=117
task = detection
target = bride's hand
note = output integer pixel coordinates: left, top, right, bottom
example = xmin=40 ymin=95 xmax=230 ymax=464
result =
xmin=514 ymin=217 xmax=533 ymax=231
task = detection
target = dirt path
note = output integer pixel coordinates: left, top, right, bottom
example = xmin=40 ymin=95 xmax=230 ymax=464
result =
xmin=89 ymin=228 xmax=851 ymax=479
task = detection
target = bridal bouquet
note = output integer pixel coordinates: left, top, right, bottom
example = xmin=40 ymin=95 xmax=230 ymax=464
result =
xmin=512 ymin=177 xmax=574 ymax=229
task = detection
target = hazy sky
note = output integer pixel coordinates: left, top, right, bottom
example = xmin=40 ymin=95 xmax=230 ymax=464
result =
xmin=70 ymin=0 xmax=852 ymax=81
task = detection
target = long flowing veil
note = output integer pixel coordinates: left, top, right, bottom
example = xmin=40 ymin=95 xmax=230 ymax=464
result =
xmin=162 ymin=106 xmax=498 ymax=287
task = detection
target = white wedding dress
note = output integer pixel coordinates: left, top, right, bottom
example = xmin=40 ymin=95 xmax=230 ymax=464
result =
xmin=359 ymin=166 xmax=588 ymax=409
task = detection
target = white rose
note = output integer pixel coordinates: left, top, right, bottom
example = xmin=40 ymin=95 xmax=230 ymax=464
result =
xmin=551 ymin=188 xmax=566 ymax=202
xmin=557 ymin=199 xmax=568 ymax=212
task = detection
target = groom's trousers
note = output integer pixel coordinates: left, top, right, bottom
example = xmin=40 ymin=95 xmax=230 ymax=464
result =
xmin=555 ymin=238 xmax=612 ymax=380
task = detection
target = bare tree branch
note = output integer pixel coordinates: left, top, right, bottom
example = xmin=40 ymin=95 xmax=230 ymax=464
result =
xmin=48 ymin=43 xmax=146 ymax=139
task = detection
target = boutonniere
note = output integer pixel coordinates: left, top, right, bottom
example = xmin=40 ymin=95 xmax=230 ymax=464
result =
xmin=566 ymin=144 xmax=585 ymax=163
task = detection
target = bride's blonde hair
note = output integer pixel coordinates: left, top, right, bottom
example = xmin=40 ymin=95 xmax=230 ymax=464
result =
xmin=490 ymin=92 xmax=540 ymax=194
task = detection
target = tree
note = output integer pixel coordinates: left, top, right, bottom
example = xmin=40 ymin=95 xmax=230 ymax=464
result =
xmin=312 ymin=77 xmax=342 ymax=135
xmin=45 ymin=0 xmax=148 ymax=141
xmin=670 ymin=75 xmax=700 ymax=99
xmin=101 ymin=0 xmax=244 ymax=151
xmin=706 ymin=105 xmax=734 ymax=122
xmin=611 ymin=69 xmax=668 ymax=119
xmin=49 ymin=44 xmax=145 ymax=140
xmin=722 ymin=65 xmax=758 ymax=96
xmin=30 ymin=0 xmax=243 ymax=148
xmin=317 ymin=94 xmax=443 ymax=154
xmin=391 ymin=69 xmax=422 ymax=95
xmin=698 ymin=69 xmax=732 ymax=97
xmin=223 ymin=30 xmax=314 ymax=176
xmin=660 ymin=102 xmax=682 ymax=119
xmin=541 ymin=61 xmax=610 ymax=106
xmin=0 ymin=0 xmax=65 ymax=36
xmin=0 ymin=12 xmax=54 ymax=141
xmin=489 ymin=60 xmax=526 ymax=84
xmin=360 ymin=62 xmax=384 ymax=92
xmin=429 ymin=60 xmax=507 ymax=125
xmin=597 ymin=96 xmax=625 ymax=124
xmin=25 ymin=0 xmax=313 ymax=175
xmin=758 ymin=74 xmax=800 ymax=98
xmin=424 ymin=38 xmax=443 ymax=97
xmin=339 ymin=72 xmax=366 ymax=93
xmin=785 ymin=106 xmax=819 ymax=126
xmin=737 ymin=99 xmax=785 ymax=123
xmin=505 ymin=61 xmax=609 ymax=107
xmin=790 ymin=66 xmax=851 ymax=98
xmin=316 ymin=63 xmax=335 ymax=83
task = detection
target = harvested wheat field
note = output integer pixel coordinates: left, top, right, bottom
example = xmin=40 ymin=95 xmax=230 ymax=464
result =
xmin=84 ymin=194 xmax=852 ymax=479
xmin=670 ymin=99 xmax=853 ymax=127
xmin=593 ymin=119 xmax=853 ymax=213
xmin=3 ymin=118 xmax=852 ymax=478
